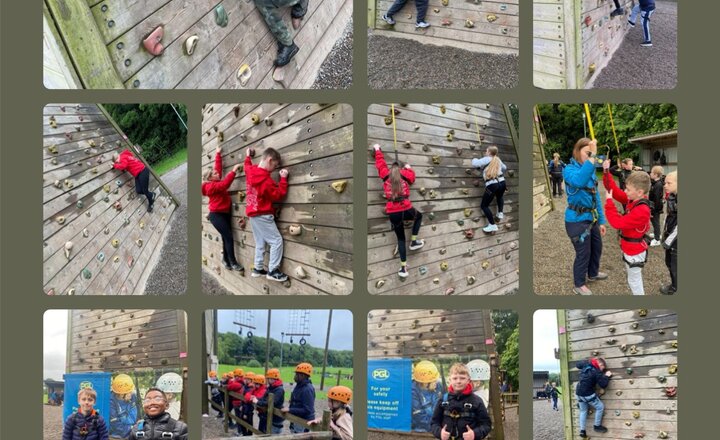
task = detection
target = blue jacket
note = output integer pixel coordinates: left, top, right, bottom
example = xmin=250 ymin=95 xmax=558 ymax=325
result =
xmin=411 ymin=381 xmax=442 ymax=432
xmin=109 ymin=394 xmax=138 ymax=438
xmin=63 ymin=410 xmax=109 ymax=440
xmin=639 ymin=0 xmax=656 ymax=11
xmin=257 ymin=380 xmax=286 ymax=426
xmin=575 ymin=360 xmax=610 ymax=398
xmin=563 ymin=159 xmax=606 ymax=225
xmin=289 ymin=378 xmax=315 ymax=421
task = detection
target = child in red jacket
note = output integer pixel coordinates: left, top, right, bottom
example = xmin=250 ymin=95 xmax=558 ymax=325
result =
xmin=603 ymin=160 xmax=652 ymax=295
xmin=244 ymin=148 xmax=289 ymax=281
xmin=202 ymin=147 xmax=243 ymax=272
xmin=373 ymin=144 xmax=424 ymax=278
xmin=113 ymin=149 xmax=155 ymax=212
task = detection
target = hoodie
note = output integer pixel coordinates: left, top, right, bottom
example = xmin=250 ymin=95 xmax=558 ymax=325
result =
xmin=430 ymin=383 xmax=491 ymax=440
xmin=244 ymin=156 xmax=288 ymax=217
xmin=201 ymin=152 xmax=236 ymax=213
xmin=575 ymin=359 xmax=610 ymax=397
xmin=113 ymin=149 xmax=146 ymax=177
xmin=603 ymin=171 xmax=651 ymax=256
xmin=374 ymin=149 xmax=415 ymax=214
xmin=256 ymin=380 xmax=286 ymax=426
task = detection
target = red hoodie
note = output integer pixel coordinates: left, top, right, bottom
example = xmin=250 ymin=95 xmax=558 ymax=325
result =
xmin=374 ymin=150 xmax=415 ymax=214
xmin=448 ymin=383 xmax=474 ymax=395
xmin=113 ymin=149 xmax=146 ymax=177
xmin=202 ymin=152 xmax=236 ymax=213
xmin=227 ymin=377 xmax=245 ymax=407
xmin=245 ymin=384 xmax=267 ymax=403
xmin=244 ymin=156 xmax=288 ymax=217
xmin=603 ymin=172 xmax=650 ymax=256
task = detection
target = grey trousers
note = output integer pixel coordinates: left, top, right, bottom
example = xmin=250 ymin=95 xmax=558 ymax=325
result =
xmin=249 ymin=214 xmax=284 ymax=271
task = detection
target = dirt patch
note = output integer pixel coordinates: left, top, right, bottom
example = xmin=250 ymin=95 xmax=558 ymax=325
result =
xmin=593 ymin=1 xmax=677 ymax=89
xmin=533 ymin=399 xmax=564 ymax=440
xmin=44 ymin=404 xmax=64 ymax=440
xmin=368 ymin=30 xmax=518 ymax=89
xmin=534 ymin=186 xmax=671 ymax=295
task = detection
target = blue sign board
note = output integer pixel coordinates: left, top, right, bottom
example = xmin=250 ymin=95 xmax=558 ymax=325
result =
xmin=367 ymin=358 xmax=412 ymax=431
xmin=63 ymin=372 xmax=112 ymax=422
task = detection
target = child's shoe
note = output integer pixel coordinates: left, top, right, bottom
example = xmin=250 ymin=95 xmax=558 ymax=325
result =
xmin=496 ymin=212 xmax=504 ymax=220
xmin=593 ymin=425 xmax=608 ymax=433
xmin=627 ymin=19 xmax=636 ymax=27
xmin=587 ymin=272 xmax=608 ymax=282
xmin=251 ymin=268 xmax=268 ymax=278
xmin=579 ymin=431 xmax=588 ymax=438
xmin=641 ymin=41 xmax=653 ymax=47
xmin=398 ymin=266 xmax=409 ymax=278
xmin=573 ymin=285 xmax=593 ymax=296
xmin=610 ymin=7 xmax=624 ymax=17
xmin=483 ymin=224 xmax=498 ymax=233
xmin=409 ymin=239 xmax=425 ymax=250
xmin=275 ymin=43 xmax=299 ymax=67
xmin=650 ymin=239 xmax=661 ymax=247
xmin=659 ymin=284 xmax=676 ymax=295
xmin=147 ymin=191 xmax=155 ymax=212
xmin=381 ymin=14 xmax=396 ymax=25
xmin=223 ymin=261 xmax=233 ymax=270
xmin=416 ymin=21 xmax=431 ymax=28
xmin=267 ymin=268 xmax=289 ymax=282
xmin=230 ymin=263 xmax=244 ymax=272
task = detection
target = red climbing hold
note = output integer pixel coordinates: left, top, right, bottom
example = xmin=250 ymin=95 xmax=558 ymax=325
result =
xmin=143 ymin=26 xmax=165 ymax=56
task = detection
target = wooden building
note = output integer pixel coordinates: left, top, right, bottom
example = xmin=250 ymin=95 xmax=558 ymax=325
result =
xmin=533 ymin=0 xmax=633 ymax=89
xmin=367 ymin=309 xmax=505 ymax=439
xmin=200 ymin=103 xmax=354 ymax=295
xmin=533 ymin=106 xmax=554 ymax=228
xmin=630 ymin=130 xmax=678 ymax=174
xmin=43 ymin=104 xmax=179 ymax=296
xmin=367 ymin=103 xmax=519 ymax=296
xmin=43 ymin=0 xmax=351 ymax=89
xmin=368 ymin=0 xmax=519 ymax=55
xmin=557 ymin=309 xmax=678 ymax=440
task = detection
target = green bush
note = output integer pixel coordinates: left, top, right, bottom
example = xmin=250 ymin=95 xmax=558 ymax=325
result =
xmin=247 ymin=359 xmax=262 ymax=368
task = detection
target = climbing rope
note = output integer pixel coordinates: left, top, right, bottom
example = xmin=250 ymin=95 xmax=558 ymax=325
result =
xmin=391 ymin=104 xmax=399 ymax=163
xmin=583 ymin=103 xmax=596 ymax=141
xmin=607 ymin=103 xmax=621 ymax=157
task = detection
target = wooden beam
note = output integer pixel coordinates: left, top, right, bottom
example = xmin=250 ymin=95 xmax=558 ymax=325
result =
xmin=557 ymin=310 xmax=574 ymax=440
xmin=44 ymin=0 xmax=124 ymax=88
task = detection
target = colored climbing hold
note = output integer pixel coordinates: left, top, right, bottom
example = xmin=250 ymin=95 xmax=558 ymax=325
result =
xmin=466 ymin=275 xmax=476 ymax=285
xmin=217 ymin=131 xmax=224 ymax=142
xmin=638 ymin=309 xmax=648 ymax=317
xmin=429 ymin=189 xmax=437 ymax=199
xmin=464 ymin=229 xmax=474 ymax=239
xmin=111 ymin=239 xmax=119 ymax=248
xmin=625 ymin=421 xmax=632 ymax=426
xmin=482 ymin=260 xmax=490 ymax=270
xmin=668 ymin=364 xmax=677 ymax=374
xmin=76 ymin=200 xmax=84 ymax=209
xmin=331 ymin=180 xmax=348 ymax=193
xmin=629 ymin=345 xmax=639 ymax=354
xmin=487 ymin=14 xmax=497 ymax=22
xmin=457 ymin=219 xmax=465 ymax=226
xmin=215 ymin=5 xmax=228 ymax=27
xmin=465 ymin=19 xmax=475 ymax=28
xmin=136 ymin=239 xmax=143 ymax=247
xmin=139 ymin=221 xmax=145 ymax=230
xmin=440 ymin=105 xmax=446 ymax=114
xmin=64 ymin=241 xmax=74 ymax=259
xmin=103 ymin=184 xmax=111 ymax=193
xmin=433 ymin=278 xmax=439 ymax=284
xmin=384 ymin=116 xmax=393 ymax=125
xmin=589 ymin=63 xmax=597 ymax=75
xmin=48 ymin=145 xmax=58 ymax=155
xmin=422 ymin=144 xmax=430 ymax=152
xmin=446 ymin=133 xmax=454 ymax=142
xmin=665 ymin=386 xmax=677 ymax=397
xmin=441 ymin=19 xmax=452 ymax=26
xmin=441 ymin=0 xmax=449 ymax=5
xmin=53 ymin=180 xmax=62 ymax=189
xmin=433 ymin=8 xmax=440 ymax=13
xmin=616 ymin=391 xmax=623 ymax=396
xmin=67 ymin=288 xmax=76 ymax=295
xmin=671 ymin=340 xmax=677 ymax=348
xmin=264 ymin=117 xmax=273 ymax=127
xmin=608 ymin=326 xmax=616 ymax=333
xmin=289 ymin=224 xmax=302 ymax=236
xmin=657 ymin=375 xmax=667 ymax=383
xmin=658 ymin=431 xmax=668 ymax=439
xmin=57 ymin=216 xmax=66 ymax=225
xmin=461 ymin=188 xmax=469 ymax=195
xmin=626 ymin=368 xmax=633 ymax=375
xmin=464 ymin=208 xmax=472 ymax=217
xmin=440 ymin=261 xmax=449 ymax=271
xmin=658 ymin=328 xmax=665 ymax=334
xmin=632 ymin=411 xmax=640 ymax=419
xmin=615 ymin=410 xmax=621 ymax=416
xmin=419 ymin=266 xmax=428 ymax=275
xmin=620 ymin=344 xmax=628 ymax=352
xmin=631 ymin=322 xmax=639 ymax=329
xmin=444 ymin=287 xmax=455 ymax=295
xmin=375 ymin=279 xmax=386 ymax=288
xmin=97 ymin=252 xmax=105 ymax=262
xmin=82 ymin=268 xmax=92 ymax=280
xmin=432 ymin=155 xmax=441 ymax=165
xmin=251 ymin=113 xmax=261 ymax=125
xmin=418 ymin=187 xmax=427 ymax=196
xmin=427 ymin=167 xmax=435 ymax=175
xmin=439 ymin=248 xmax=447 ymax=255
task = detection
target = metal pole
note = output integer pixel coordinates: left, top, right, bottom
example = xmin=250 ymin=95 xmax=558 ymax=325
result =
xmin=170 ymin=103 xmax=188 ymax=131
xmin=320 ymin=310 xmax=333 ymax=390
xmin=265 ymin=310 xmax=272 ymax=372
xmin=279 ymin=332 xmax=285 ymax=369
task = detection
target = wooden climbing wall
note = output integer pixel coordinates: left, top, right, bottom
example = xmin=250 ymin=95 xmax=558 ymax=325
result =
xmin=43 ymin=104 xmax=179 ymax=296
xmin=371 ymin=0 xmax=519 ymax=55
xmin=558 ymin=310 xmax=678 ymax=440
xmin=44 ymin=0 xmax=352 ymax=89
xmin=200 ymin=103 xmax=353 ymax=295
xmin=367 ymin=309 xmax=504 ymax=439
xmin=532 ymin=107 xmax=554 ymax=228
xmin=67 ymin=309 xmax=188 ymax=373
xmin=533 ymin=0 xmax=632 ymax=89
xmin=367 ymin=103 xmax=519 ymax=296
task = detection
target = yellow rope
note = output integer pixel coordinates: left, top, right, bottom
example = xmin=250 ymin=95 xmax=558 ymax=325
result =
xmin=583 ymin=103 xmax=596 ymax=141
xmin=607 ymin=103 xmax=621 ymax=157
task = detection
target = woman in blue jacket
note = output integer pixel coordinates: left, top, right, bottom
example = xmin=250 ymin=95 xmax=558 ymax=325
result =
xmin=563 ymin=138 xmax=608 ymax=295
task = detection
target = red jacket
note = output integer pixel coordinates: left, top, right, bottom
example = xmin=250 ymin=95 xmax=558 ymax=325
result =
xmin=113 ymin=149 xmax=145 ymax=177
xmin=603 ymin=172 xmax=651 ymax=256
xmin=375 ymin=150 xmax=415 ymax=214
xmin=202 ymin=153 xmax=236 ymax=213
xmin=244 ymin=156 xmax=288 ymax=217
xmin=245 ymin=384 xmax=267 ymax=403
xmin=227 ymin=378 xmax=246 ymax=407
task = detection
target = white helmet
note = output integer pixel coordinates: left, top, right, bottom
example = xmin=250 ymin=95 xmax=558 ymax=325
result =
xmin=156 ymin=372 xmax=183 ymax=393
xmin=466 ymin=359 xmax=491 ymax=381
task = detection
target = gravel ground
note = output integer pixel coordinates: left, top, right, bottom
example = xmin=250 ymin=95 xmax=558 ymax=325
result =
xmin=202 ymin=383 xmax=334 ymax=438
xmin=368 ymin=30 xmax=518 ymax=89
xmin=533 ymin=185 xmax=670 ymax=295
xmin=593 ymin=1 xmax=677 ymax=89
xmin=312 ymin=18 xmax=353 ymax=89
xmin=203 ymin=267 xmax=232 ymax=295
xmin=145 ymin=162 xmax=188 ymax=295
xmin=44 ymin=404 xmax=63 ymax=440
xmin=533 ymin=399 xmax=564 ymax=440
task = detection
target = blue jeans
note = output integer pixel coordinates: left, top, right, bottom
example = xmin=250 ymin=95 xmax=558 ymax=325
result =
xmin=290 ymin=422 xmax=309 ymax=433
xmin=578 ymin=393 xmax=604 ymax=430
xmin=630 ymin=5 xmax=656 ymax=42
xmin=272 ymin=425 xmax=283 ymax=434
xmin=386 ymin=0 xmax=429 ymax=22
xmin=565 ymin=221 xmax=603 ymax=287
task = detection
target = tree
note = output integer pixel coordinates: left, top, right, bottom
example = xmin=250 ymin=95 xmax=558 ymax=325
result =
xmin=492 ymin=310 xmax=519 ymax=355
xmin=500 ymin=326 xmax=519 ymax=390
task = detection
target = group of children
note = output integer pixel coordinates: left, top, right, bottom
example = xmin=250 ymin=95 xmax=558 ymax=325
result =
xmin=207 ymin=362 xmax=353 ymax=439
xmin=202 ymin=146 xmax=290 ymax=282
xmin=63 ymin=387 xmax=189 ymax=440
xmin=373 ymin=143 xmax=506 ymax=278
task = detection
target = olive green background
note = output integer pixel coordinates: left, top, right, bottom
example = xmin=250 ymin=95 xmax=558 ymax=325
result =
xmin=0 ymin=1 xmax=712 ymax=438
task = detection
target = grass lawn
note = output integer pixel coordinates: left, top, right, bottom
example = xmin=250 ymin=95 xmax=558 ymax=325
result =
xmin=217 ymin=364 xmax=354 ymax=400
xmin=152 ymin=148 xmax=187 ymax=176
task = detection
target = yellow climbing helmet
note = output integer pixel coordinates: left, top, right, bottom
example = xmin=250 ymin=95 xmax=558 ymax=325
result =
xmin=295 ymin=362 xmax=313 ymax=376
xmin=413 ymin=360 xmax=440 ymax=383
xmin=245 ymin=372 xmax=256 ymax=381
xmin=253 ymin=374 xmax=266 ymax=385
xmin=111 ymin=374 xmax=136 ymax=394
xmin=328 ymin=386 xmax=353 ymax=404
xmin=233 ymin=368 xmax=244 ymax=377
xmin=266 ymin=368 xmax=281 ymax=380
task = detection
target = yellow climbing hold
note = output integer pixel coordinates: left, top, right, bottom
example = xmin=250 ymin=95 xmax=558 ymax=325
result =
xmin=251 ymin=113 xmax=261 ymax=125
xmin=103 ymin=184 xmax=111 ymax=193
xmin=236 ymin=64 xmax=252 ymax=87
xmin=465 ymin=19 xmax=475 ymax=28
xmin=217 ymin=131 xmax=224 ymax=142
xmin=589 ymin=63 xmax=597 ymax=74
xmin=331 ymin=180 xmax=348 ymax=193
xmin=482 ymin=260 xmax=490 ymax=270
xmin=440 ymin=262 xmax=449 ymax=271
xmin=111 ymin=239 xmax=120 ymax=248
xmin=440 ymin=105 xmax=446 ymax=114
xmin=487 ymin=14 xmax=498 ymax=22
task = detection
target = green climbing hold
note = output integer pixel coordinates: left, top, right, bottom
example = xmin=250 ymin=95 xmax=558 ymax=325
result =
xmin=82 ymin=268 xmax=92 ymax=280
xmin=419 ymin=266 xmax=428 ymax=275
xmin=215 ymin=5 xmax=228 ymax=27
xmin=76 ymin=201 xmax=84 ymax=209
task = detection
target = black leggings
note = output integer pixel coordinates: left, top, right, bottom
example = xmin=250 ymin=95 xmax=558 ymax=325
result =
xmin=209 ymin=212 xmax=239 ymax=266
xmin=665 ymin=248 xmax=677 ymax=290
xmin=135 ymin=168 xmax=153 ymax=202
xmin=481 ymin=181 xmax=506 ymax=225
xmin=389 ymin=208 xmax=423 ymax=263
xmin=551 ymin=173 xmax=564 ymax=196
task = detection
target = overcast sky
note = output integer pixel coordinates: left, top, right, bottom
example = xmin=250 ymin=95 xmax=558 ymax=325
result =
xmin=533 ymin=310 xmax=560 ymax=372
xmin=44 ymin=310 xmax=69 ymax=381
xmin=217 ymin=310 xmax=353 ymax=351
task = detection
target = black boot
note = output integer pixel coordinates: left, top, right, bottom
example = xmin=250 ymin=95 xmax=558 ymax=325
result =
xmin=147 ymin=191 xmax=155 ymax=212
xmin=593 ymin=425 xmax=608 ymax=433
xmin=275 ymin=43 xmax=299 ymax=67
xmin=610 ymin=7 xmax=624 ymax=17
xmin=291 ymin=0 xmax=309 ymax=18
xmin=579 ymin=430 xmax=587 ymax=438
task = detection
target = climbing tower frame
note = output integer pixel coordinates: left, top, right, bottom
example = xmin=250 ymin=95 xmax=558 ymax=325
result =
xmin=532 ymin=106 xmax=554 ymax=228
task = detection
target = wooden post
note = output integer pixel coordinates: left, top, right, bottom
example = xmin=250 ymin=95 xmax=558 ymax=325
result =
xmin=44 ymin=0 xmax=124 ymax=89
xmin=320 ymin=409 xmax=331 ymax=432
xmin=483 ymin=310 xmax=505 ymax=440
xmin=201 ymin=314 xmax=209 ymax=415
xmin=320 ymin=310 xmax=333 ymax=390
xmin=557 ymin=310 xmax=573 ymax=440
xmin=223 ymin=386 xmax=230 ymax=433
xmin=266 ymin=310 xmax=272 ymax=372
xmin=96 ymin=104 xmax=182 ymax=207
xmin=368 ymin=0 xmax=377 ymax=29
xmin=336 ymin=370 xmax=341 ymax=386
xmin=534 ymin=106 xmax=555 ymax=212
xmin=266 ymin=392 xmax=275 ymax=434
xmin=572 ymin=0 xmax=583 ymax=88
